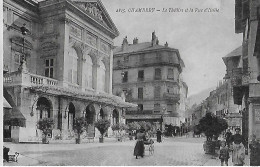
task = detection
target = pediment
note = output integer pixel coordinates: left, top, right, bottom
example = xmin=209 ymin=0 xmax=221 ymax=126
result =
xmin=72 ymin=0 xmax=118 ymax=36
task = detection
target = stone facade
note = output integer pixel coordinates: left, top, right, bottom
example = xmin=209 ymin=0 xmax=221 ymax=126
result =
xmin=112 ymin=33 xmax=188 ymax=130
xmin=3 ymin=0 xmax=135 ymax=142
xmin=232 ymin=0 xmax=260 ymax=141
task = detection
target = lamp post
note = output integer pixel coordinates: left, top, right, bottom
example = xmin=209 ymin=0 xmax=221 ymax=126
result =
xmin=19 ymin=24 xmax=29 ymax=71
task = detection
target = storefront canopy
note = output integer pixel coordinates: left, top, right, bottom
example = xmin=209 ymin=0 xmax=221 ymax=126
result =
xmin=3 ymin=97 xmax=12 ymax=109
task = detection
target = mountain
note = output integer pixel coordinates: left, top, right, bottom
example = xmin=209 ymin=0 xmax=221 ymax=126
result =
xmin=187 ymin=87 xmax=215 ymax=108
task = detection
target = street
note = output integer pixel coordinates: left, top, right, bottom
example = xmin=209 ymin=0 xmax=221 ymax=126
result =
xmin=4 ymin=137 xmax=248 ymax=166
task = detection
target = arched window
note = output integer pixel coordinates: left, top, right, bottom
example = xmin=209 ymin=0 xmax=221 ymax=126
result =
xmin=36 ymin=97 xmax=51 ymax=119
xmin=112 ymin=109 xmax=119 ymax=125
xmin=97 ymin=61 xmax=106 ymax=92
xmin=68 ymin=48 xmax=78 ymax=84
xmin=83 ymin=54 xmax=93 ymax=89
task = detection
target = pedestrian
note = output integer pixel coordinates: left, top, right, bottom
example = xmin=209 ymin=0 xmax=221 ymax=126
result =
xmin=156 ymin=129 xmax=162 ymax=143
xmin=133 ymin=128 xmax=146 ymax=159
xmin=219 ymin=141 xmax=230 ymax=166
xmin=249 ymin=134 xmax=260 ymax=166
xmin=225 ymin=129 xmax=232 ymax=148
xmin=230 ymin=128 xmax=245 ymax=166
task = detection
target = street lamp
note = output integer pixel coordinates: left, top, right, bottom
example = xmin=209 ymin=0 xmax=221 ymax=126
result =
xmin=20 ymin=24 xmax=29 ymax=68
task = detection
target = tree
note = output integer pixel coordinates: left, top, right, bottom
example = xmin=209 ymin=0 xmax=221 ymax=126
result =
xmin=197 ymin=112 xmax=228 ymax=141
xmin=94 ymin=119 xmax=110 ymax=142
xmin=127 ymin=122 xmax=141 ymax=131
xmin=37 ymin=118 xmax=54 ymax=144
xmin=73 ymin=117 xmax=88 ymax=144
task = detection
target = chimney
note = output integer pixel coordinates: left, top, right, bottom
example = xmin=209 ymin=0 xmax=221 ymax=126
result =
xmin=122 ymin=36 xmax=128 ymax=51
xmin=151 ymin=31 xmax=159 ymax=46
xmin=133 ymin=37 xmax=138 ymax=44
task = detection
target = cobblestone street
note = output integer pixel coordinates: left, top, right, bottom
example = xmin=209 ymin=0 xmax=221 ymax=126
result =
xmin=4 ymin=137 xmax=249 ymax=166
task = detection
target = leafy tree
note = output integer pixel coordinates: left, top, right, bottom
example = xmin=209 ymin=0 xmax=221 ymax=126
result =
xmin=94 ymin=119 xmax=111 ymax=140
xmin=111 ymin=123 xmax=128 ymax=131
xmin=197 ymin=112 xmax=228 ymax=141
xmin=139 ymin=121 xmax=152 ymax=131
xmin=73 ymin=117 xmax=88 ymax=144
xmin=127 ymin=122 xmax=141 ymax=131
xmin=37 ymin=118 xmax=54 ymax=144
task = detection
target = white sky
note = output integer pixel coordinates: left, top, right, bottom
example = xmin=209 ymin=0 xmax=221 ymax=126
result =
xmin=101 ymin=0 xmax=242 ymax=97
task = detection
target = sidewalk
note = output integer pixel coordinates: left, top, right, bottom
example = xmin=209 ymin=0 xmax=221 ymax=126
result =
xmin=203 ymin=153 xmax=250 ymax=166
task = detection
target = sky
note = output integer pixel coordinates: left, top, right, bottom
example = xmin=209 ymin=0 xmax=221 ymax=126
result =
xmin=101 ymin=0 xmax=243 ymax=97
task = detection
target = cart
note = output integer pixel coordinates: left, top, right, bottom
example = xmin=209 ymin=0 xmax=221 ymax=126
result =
xmin=144 ymin=139 xmax=154 ymax=155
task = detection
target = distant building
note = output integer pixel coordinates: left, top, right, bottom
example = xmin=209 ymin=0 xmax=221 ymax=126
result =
xmin=3 ymin=0 xmax=135 ymax=142
xmin=112 ymin=32 xmax=187 ymax=130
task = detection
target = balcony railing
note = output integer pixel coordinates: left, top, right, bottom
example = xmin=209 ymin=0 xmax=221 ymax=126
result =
xmin=126 ymin=110 xmax=153 ymax=115
xmin=163 ymin=93 xmax=180 ymax=101
xmin=3 ymin=71 xmax=59 ymax=87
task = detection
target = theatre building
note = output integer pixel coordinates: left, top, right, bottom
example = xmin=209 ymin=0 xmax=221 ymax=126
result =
xmin=3 ymin=0 xmax=135 ymax=142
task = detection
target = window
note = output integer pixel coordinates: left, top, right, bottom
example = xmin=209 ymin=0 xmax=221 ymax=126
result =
xmin=167 ymin=68 xmax=174 ymax=80
xmin=154 ymin=103 xmax=160 ymax=113
xmin=138 ymin=104 xmax=143 ymax=111
xmin=140 ymin=54 xmax=145 ymax=62
xmin=168 ymin=53 xmax=173 ymax=63
xmin=167 ymin=104 xmax=175 ymax=112
xmin=155 ymin=68 xmax=161 ymax=80
xmin=68 ymin=48 xmax=78 ymax=84
xmin=124 ymin=56 xmax=129 ymax=62
xmin=122 ymin=71 xmax=128 ymax=83
xmin=138 ymin=87 xmax=143 ymax=99
xmin=154 ymin=86 xmax=161 ymax=99
xmin=45 ymin=59 xmax=54 ymax=78
xmin=156 ymin=52 xmax=161 ymax=61
xmin=138 ymin=70 xmax=144 ymax=81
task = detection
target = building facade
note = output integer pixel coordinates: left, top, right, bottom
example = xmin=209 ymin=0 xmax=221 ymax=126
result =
xmin=112 ymin=32 xmax=187 ymax=130
xmin=3 ymin=0 xmax=135 ymax=142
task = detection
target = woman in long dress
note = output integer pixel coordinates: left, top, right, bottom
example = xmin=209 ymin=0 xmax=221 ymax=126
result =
xmin=156 ymin=129 xmax=162 ymax=143
xmin=230 ymin=128 xmax=245 ymax=166
xmin=134 ymin=129 xmax=146 ymax=159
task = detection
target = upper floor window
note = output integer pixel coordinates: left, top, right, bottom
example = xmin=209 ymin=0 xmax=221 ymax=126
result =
xmin=138 ymin=87 xmax=143 ymax=99
xmin=155 ymin=68 xmax=161 ymax=80
xmin=156 ymin=52 xmax=161 ymax=61
xmin=167 ymin=68 xmax=174 ymax=80
xmin=138 ymin=104 xmax=143 ymax=111
xmin=154 ymin=103 xmax=160 ymax=113
xmin=122 ymin=71 xmax=128 ymax=83
xmin=45 ymin=58 xmax=54 ymax=78
xmin=124 ymin=56 xmax=129 ymax=62
xmin=68 ymin=48 xmax=78 ymax=84
xmin=167 ymin=104 xmax=175 ymax=112
xmin=154 ymin=86 xmax=161 ymax=99
xmin=138 ymin=70 xmax=144 ymax=81
xmin=140 ymin=54 xmax=145 ymax=62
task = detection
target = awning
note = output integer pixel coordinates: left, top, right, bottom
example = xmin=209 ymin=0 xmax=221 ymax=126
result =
xmin=4 ymin=107 xmax=26 ymax=127
xmin=3 ymin=97 xmax=12 ymax=109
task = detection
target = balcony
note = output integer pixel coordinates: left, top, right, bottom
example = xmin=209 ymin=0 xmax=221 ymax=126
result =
xmin=231 ymin=68 xmax=242 ymax=87
xmin=3 ymin=71 xmax=58 ymax=87
xmin=163 ymin=93 xmax=180 ymax=101
xmin=125 ymin=110 xmax=153 ymax=115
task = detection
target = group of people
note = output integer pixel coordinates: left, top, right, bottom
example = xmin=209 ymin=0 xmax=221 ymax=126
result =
xmin=133 ymin=129 xmax=162 ymax=159
xmin=218 ymin=128 xmax=246 ymax=166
